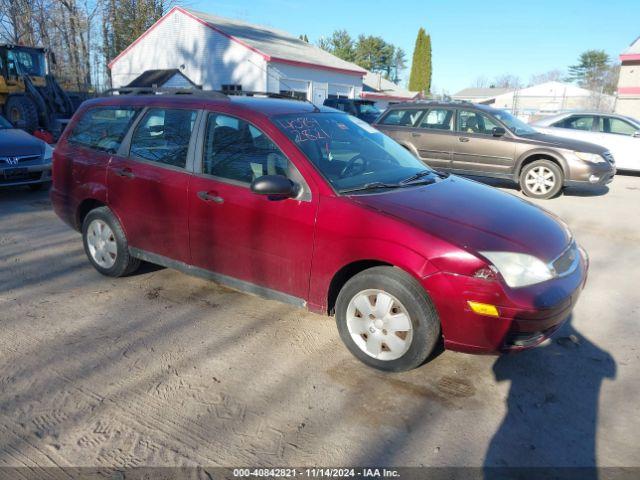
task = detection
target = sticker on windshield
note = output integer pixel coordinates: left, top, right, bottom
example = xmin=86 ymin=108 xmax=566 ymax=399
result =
xmin=277 ymin=117 xmax=330 ymax=143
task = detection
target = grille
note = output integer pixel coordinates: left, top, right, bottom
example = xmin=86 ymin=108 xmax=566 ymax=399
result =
xmin=552 ymin=242 xmax=579 ymax=276
xmin=0 ymin=154 xmax=41 ymax=165
xmin=603 ymin=151 xmax=615 ymax=165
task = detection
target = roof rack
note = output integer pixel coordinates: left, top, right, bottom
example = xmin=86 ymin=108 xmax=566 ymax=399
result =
xmin=102 ymin=87 xmax=311 ymax=102
xmin=102 ymin=86 xmax=229 ymax=99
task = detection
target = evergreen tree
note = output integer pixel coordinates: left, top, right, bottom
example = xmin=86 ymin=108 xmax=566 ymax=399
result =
xmin=408 ymin=27 xmax=432 ymax=93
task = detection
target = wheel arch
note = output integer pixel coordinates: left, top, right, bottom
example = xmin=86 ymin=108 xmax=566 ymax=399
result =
xmin=76 ymin=198 xmax=107 ymax=230
xmin=326 ymin=260 xmax=393 ymax=315
xmin=515 ymin=151 xmax=567 ymax=180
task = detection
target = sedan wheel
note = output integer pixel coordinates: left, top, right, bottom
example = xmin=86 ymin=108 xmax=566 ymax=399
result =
xmin=346 ymin=289 xmax=413 ymax=361
xmin=335 ymin=266 xmax=441 ymax=371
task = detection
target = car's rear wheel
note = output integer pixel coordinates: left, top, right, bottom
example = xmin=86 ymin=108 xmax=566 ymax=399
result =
xmin=82 ymin=207 xmax=140 ymax=277
xmin=520 ymin=160 xmax=563 ymax=199
xmin=335 ymin=266 xmax=440 ymax=371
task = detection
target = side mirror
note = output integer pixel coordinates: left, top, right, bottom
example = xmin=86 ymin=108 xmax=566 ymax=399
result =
xmin=492 ymin=127 xmax=507 ymax=137
xmin=250 ymin=175 xmax=298 ymax=199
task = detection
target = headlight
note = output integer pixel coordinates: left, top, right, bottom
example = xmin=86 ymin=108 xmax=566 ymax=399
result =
xmin=479 ymin=251 xmax=553 ymax=288
xmin=574 ymin=151 xmax=605 ymax=164
xmin=43 ymin=144 xmax=54 ymax=162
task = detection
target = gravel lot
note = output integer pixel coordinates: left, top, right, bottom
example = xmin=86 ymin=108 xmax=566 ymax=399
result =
xmin=0 ymin=174 xmax=638 ymax=471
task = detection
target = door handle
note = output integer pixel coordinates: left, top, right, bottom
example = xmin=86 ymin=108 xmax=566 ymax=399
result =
xmin=411 ymin=132 xmax=422 ymax=137
xmin=458 ymin=137 xmax=470 ymax=143
xmin=115 ymin=167 xmax=135 ymax=178
xmin=197 ymin=191 xmax=224 ymax=204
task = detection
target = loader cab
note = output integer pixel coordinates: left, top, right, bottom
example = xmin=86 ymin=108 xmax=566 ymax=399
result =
xmin=0 ymin=45 xmax=48 ymax=84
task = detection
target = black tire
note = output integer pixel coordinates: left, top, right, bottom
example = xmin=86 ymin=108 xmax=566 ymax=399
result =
xmin=4 ymin=95 xmax=39 ymax=132
xmin=519 ymin=159 xmax=564 ymax=199
xmin=335 ymin=266 xmax=441 ymax=372
xmin=82 ymin=206 xmax=140 ymax=277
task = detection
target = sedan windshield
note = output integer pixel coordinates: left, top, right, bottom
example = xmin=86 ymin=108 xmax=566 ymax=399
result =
xmin=0 ymin=115 xmax=12 ymax=129
xmin=493 ymin=110 xmax=537 ymax=136
xmin=274 ymin=113 xmax=437 ymax=193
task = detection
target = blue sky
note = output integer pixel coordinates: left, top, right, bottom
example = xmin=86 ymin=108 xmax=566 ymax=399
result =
xmin=186 ymin=0 xmax=640 ymax=93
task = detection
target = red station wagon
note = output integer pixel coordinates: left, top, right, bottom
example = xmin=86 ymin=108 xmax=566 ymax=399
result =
xmin=51 ymin=91 xmax=589 ymax=371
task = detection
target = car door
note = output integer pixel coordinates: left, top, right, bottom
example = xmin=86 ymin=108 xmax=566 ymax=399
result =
xmin=410 ymin=107 xmax=455 ymax=170
xmin=107 ymin=107 xmax=199 ymax=264
xmin=188 ymin=111 xmax=317 ymax=300
xmin=452 ymin=109 xmax=516 ymax=175
xmin=598 ymin=116 xmax=640 ymax=171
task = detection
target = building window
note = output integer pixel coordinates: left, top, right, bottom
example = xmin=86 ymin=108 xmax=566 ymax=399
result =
xmin=222 ymin=84 xmax=242 ymax=93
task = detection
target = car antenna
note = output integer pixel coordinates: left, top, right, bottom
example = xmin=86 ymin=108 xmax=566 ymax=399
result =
xmin=246 ymin=58 xmax=320 ymax=112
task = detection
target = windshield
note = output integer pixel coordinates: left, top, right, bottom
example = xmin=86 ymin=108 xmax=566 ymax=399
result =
xmin=274 ymin=113 xmax=436 ymax=193
xmin=7 ymin=49 xmax=46 ymax=77
xmin=0 ymin=115 xmax=12 ymax=129
xmin=357 ymin=103 xmax=381 ymax=115
xmin=493 ymin=110 xmax=537 ymax=136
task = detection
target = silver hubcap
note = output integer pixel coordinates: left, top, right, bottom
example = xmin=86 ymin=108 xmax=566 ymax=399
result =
xmin=525 ymin=166 xmax=555 ymax=194
xmin=86 ymin=219 xmax=117 ymax=268
xmin=346 ymin=289 xmax=413 ymax=361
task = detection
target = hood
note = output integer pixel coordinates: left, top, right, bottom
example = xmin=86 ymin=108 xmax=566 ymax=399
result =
xmin=351 ymin=176 xmax=571 ymax=262
xmin=524 ymin=131 xmax=608 ymax=154
xmin=0 ymin=129 xmax=45 ymax=156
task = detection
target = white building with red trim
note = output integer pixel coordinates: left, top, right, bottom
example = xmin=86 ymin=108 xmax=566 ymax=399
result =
xmin=616 ymin=36 xmax=640 ymax=117
xmin=361 ymin=72 xmax=418 ymax=109
xmin=108 ymin=7 xmax=367 ymax=105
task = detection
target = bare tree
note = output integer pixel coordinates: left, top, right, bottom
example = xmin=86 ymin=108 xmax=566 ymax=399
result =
xmin=529 ymin=69 xmax=564 ymax=86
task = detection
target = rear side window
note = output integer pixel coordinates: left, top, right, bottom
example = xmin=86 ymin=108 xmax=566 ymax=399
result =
xmin=418 ymin=108 xmax=453 ymax=130
xmin=379 ymin=109 xmax=423 ymax=127
xmin=129 ymin=108 xmax=197 ymax=169
xmin=67 ymin=107 xmax=139 ymax=153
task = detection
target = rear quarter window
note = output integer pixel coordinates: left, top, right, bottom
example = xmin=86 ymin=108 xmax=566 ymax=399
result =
xmin=67 ymin=106 xmax=139 ymax=153
xmin=379 ymin=109 xmax=423 ymax=127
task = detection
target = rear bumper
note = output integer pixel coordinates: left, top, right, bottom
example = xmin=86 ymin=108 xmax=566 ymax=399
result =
xmin=50 ymin=187 xmax=77 ymax=230
xmin=421 ymin=248 xmax=589 ymax=354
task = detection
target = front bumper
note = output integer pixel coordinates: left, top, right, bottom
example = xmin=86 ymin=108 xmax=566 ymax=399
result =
xmin=565 ymin=158 xmax=616 ymax=186
xmin=0 ymin=164 xmax=52 ymax=187
xmin=421 ymin=247 xmax=589 ymax=354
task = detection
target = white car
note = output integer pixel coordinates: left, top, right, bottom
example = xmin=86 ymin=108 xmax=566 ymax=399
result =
xmin=531 ymin=112 xmax=640 ymax=172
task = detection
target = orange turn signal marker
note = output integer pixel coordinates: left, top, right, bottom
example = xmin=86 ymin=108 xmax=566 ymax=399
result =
xmin=467 ymin=301 xmax=499 ymax=317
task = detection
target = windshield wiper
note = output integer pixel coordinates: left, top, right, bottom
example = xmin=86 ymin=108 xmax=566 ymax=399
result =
xmin=400 ymin=170 xmax=434 ymax=184
xmin=340 ymin=182 xmax=403 ymax=194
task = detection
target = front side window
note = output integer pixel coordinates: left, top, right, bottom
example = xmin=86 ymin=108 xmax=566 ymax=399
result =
xmin=602 ymin=117 xmax=637 ymax=136
xmin=556 ymin=115 xmax=595 ymax=131
xmin=129 ymin=108 xmax=197 ymax=168
xmin=379 ymin=109 xmax=423 ymax=127
xmin=457 ymin=110 xmax=501 ymax=135
xmin=275 ymin=113 xmax=436 ymax=193
xmin=418 ymin=108 xmax=453 ymax=130
xmin=67 ymin=107 xmax=139 ymax=153
xmin=202 ymin=113 xmax=293 ymax=184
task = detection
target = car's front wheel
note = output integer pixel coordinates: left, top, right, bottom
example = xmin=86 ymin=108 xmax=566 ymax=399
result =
xmin=520 ymin=159 xmax=564 ymax=199
xmin=82 ymin=207 xmax=140 ymax=277
xmin=335 ymin=266 xmax=440 ymax=371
